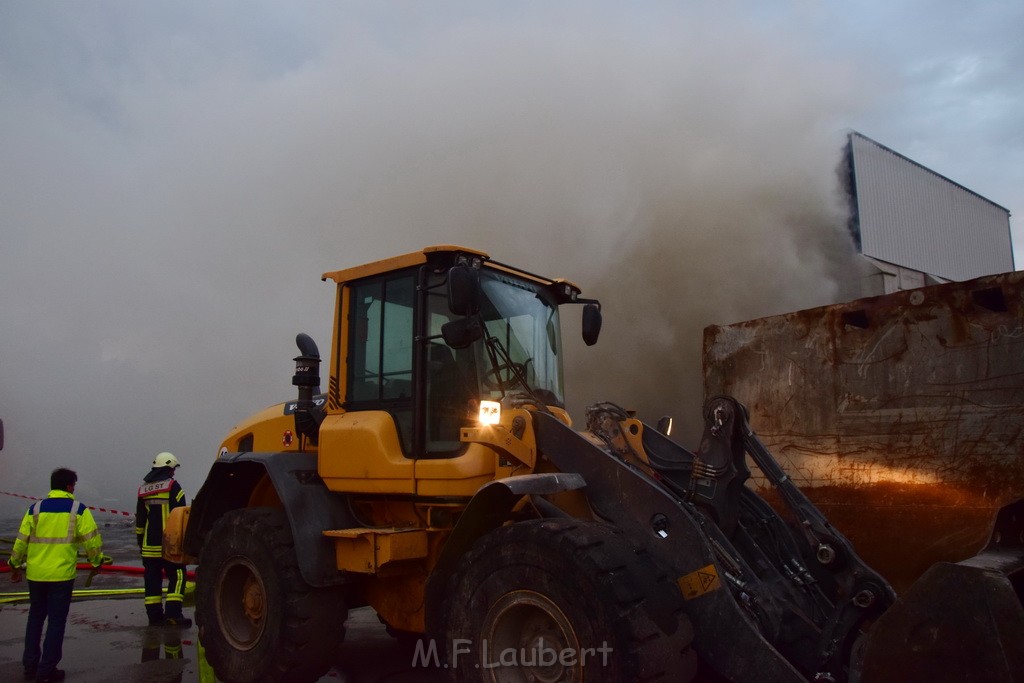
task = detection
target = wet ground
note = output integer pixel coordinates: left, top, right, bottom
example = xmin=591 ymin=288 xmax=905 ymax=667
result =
xmin=0 ymin=599 xmax=439 ymax=682
xmin=1 ymin=514 xmax=440 ymax=682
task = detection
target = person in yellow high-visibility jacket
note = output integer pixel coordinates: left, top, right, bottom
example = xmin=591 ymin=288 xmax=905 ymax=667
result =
xmin=7 ymin=468 xmax=108 ymax=683
xmin=135 ymin=451 xmax=191 ymax=627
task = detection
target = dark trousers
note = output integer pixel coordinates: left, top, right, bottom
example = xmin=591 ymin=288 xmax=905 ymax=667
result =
xmin=142 ymin=557 xmax=187 ymax=618
xmin=23 ymin=578 xmax=75 ymax=676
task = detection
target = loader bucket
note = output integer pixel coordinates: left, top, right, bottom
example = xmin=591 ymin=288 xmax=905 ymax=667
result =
xmin=858 ymin=499 xmax=1024 ymax=682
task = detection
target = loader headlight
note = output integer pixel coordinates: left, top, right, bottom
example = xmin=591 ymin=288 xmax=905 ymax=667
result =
xmin=479 ymin=400 xmax=501 ymax=425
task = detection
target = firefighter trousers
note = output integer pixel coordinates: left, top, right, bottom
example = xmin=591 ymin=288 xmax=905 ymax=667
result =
xmin=142 ymin=557 xmax=187 ymax=619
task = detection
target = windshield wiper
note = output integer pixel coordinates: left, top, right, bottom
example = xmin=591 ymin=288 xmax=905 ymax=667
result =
xmin=481 ymin=336 xmax=553 ymax=411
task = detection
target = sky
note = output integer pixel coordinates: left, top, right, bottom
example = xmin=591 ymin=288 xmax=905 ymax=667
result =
xmin=1 ymin=2 xmax=1021 ymax=514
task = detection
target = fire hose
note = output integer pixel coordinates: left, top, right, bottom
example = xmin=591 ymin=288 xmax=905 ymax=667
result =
xmin=1 ymin=564 xmax=198 ymax=604
xmin=0 ymin=562 xmax=196 ymax=580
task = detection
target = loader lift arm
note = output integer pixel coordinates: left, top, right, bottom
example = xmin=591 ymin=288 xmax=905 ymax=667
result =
xmin=538 ymin=396 xmax=899 ymax=681
xmin=533 ymin=409 xmax=809 ymax=682
xmin=699 ymin=396 xmax=896 ymax=675
xmin=640 ymin=395 xmax=1024 ymax=682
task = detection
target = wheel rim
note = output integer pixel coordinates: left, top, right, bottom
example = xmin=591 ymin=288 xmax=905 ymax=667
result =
xmin=215 ymin=556 xmax=268 ymax=651
xmin=483 ymin=590 xmax=580 ymax=683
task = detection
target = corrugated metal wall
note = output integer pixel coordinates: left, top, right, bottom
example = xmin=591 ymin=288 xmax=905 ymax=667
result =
xmin=849 ymin=132 xmax=1014 ymax=281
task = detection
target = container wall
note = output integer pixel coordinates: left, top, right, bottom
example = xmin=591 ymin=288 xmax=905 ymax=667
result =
xmin=704 ymin=271 xmax=1024 ymax=591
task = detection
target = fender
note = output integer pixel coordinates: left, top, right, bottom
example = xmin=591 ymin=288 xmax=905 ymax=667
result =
xmin=424 ymin=471 xmax=586 ymax=633
xmin=184 ymin=452 xmax=357 ymax=587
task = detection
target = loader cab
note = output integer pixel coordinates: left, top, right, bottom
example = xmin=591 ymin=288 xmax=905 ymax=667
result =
xmin=318 ymin=246 xmax=597 ymax=496
xmin=343 ymin=262 xmax=567 ymax=457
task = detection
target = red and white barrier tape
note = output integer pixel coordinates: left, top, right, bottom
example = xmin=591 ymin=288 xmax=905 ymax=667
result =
xmin=0 ymin=491 xmax=134 ymax=518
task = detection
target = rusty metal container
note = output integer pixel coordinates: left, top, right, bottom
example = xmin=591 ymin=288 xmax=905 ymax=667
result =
xmin=703 ymin=271 xmax=1024 ymax=592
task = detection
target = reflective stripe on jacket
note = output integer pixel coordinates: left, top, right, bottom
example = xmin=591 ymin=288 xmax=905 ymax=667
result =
xmin=10 ymin=490 xmax=103 ymax=581
xmin=136 ymin=475 xmax=186 ymax=559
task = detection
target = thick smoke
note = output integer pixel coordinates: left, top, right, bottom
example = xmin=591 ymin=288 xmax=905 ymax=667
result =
xmin=0 ymin=5 xmax=865 ymax=511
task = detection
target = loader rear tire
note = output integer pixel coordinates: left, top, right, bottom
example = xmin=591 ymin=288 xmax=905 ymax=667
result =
xmin=197 ymin=507 xmax=346 ymax=683
xmin=441 ymin=518 xmax=697 ymax=682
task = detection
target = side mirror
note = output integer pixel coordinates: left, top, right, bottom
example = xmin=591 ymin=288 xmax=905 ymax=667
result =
xmin=442 ymin=317 xmax=484 ymax=349
xmin=582 ymin=303 xmax=602 ymax=346
xmin=448 ymin=266 xmax=480 ymax=316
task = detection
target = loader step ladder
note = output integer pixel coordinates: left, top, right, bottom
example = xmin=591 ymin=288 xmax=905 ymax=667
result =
xmin=323 ymin=528 xmax=428 ymax=574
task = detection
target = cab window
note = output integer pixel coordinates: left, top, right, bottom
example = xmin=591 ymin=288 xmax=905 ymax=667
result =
xmin=424 ymin=276 xmax=477 ymax=454
xmin=347 ymin=273 xmax=414 ymax=449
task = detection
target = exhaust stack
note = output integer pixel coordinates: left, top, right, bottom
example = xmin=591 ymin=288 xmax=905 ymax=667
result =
xmin=292 ymin=333 xmax=323 ymax=445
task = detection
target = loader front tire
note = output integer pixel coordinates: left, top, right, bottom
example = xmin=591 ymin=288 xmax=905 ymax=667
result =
xmin=441 ymin=518 xmax=697 ymax=682
xmin=197 ymin=507 xmax=346 ymax=683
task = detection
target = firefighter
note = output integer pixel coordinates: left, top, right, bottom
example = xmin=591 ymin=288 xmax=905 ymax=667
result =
xmin=136 ymin=451 xmax=191 ymax=627
xmin=8 ymin=467 xmax=108 ymax=682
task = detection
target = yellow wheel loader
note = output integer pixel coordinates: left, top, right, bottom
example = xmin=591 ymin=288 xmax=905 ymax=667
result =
xmin=169 ymin=246 xmax=1024 ymax=682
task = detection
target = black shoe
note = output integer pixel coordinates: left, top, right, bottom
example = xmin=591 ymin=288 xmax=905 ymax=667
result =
xmin=36 ymin=671 xmax=65 ymax=683
xmin=164 ymin=616 xmax=192 ymax=628
xmin=148 ymin=614 xmax=165 ymax=625
xmin=23 ymin=667 xmax=35 ymax=681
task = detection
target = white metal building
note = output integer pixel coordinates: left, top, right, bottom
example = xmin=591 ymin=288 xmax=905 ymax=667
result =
xmin=842 ymin=132 xmax=1014 ymax=296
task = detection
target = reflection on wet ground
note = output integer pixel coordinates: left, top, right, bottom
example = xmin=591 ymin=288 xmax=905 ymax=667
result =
xmin=1 ymin=599 xmax=440 ymax=682
xmin=2 ymin=518 xmax=440 ymax=682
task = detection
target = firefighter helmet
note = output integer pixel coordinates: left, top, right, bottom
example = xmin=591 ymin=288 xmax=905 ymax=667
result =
xmin=153 ymin=452 xmax=180 ymax=469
